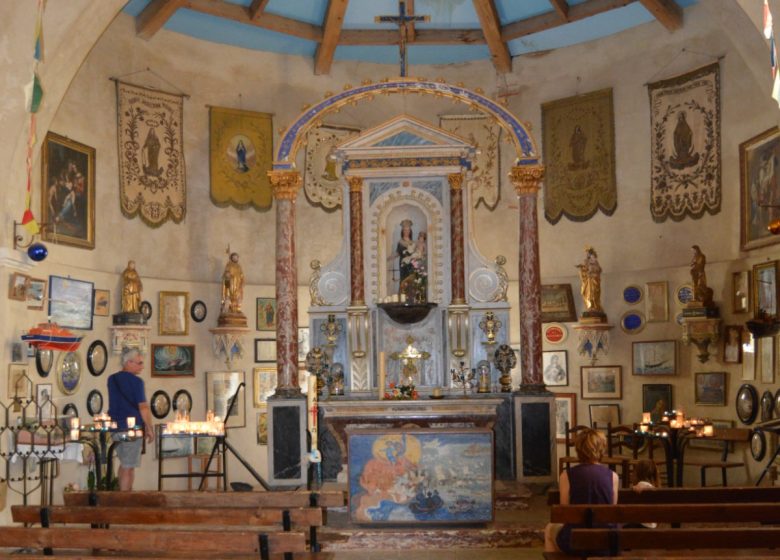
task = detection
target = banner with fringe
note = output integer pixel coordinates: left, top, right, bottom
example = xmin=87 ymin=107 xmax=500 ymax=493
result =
xmin=648 ymin=63 xmax=721 ymax=222
xmin=116 ymin=81 xmax=186 ymax=227
xmin=303 ymin=124 xmax=359 ymax=209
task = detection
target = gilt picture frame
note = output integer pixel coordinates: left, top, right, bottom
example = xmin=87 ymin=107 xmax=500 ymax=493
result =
xmin=753 ymin=260 xmax=779 ymax=317
xmin=740 ymin=126 xmax=780 ymax=251
xmin=541 ymin=284 xmax=577 ymax=323
xmin=581 ymin=366 xmax=622 ymax=399
xmin=151 ymin=344 xmax=195 ymax=377
xmin=732 ymin=270 xmax=751 ymax=314
xmin=159 ymin=291 xmax=189 ymax=336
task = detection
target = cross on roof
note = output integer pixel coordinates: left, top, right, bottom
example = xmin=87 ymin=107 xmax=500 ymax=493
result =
xmin=375 ymin=1 xmax=430 ymax=77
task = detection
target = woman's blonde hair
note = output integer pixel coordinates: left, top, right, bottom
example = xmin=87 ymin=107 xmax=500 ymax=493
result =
xmin=574 ymin=428 xmax=606 ymax=463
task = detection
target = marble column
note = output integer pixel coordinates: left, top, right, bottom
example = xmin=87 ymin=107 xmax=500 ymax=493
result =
xmin=268 ymin=170 xmax=303 ymax=397
xmin=510 ymin=164 xmax=545 ymax=391
xmin=348 ymin=176 xmax=365 ymax=306
xmin=448 ymin=173 xmax=466 ymax=304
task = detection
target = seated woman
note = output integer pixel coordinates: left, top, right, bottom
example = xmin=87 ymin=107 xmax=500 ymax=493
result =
xmin=544 ymin=428 xmax=619 ymax=555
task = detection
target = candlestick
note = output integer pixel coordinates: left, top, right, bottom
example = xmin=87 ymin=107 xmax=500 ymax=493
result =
xmin=378 ymin=351 xmax=386 ymax=400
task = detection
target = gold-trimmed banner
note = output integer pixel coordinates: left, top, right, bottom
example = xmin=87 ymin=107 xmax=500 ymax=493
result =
xmin=209 ymin=106 xmax=273 ymax=210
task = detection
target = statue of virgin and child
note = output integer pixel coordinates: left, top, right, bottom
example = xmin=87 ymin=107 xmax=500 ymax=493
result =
xmin=396 ymin=219 xmax=427 ymax=303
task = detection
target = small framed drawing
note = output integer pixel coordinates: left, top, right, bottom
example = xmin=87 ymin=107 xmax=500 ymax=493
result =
xmin=757 ymin=337 xmax=775 ymax=383
xmin=36 ymin=383 xmax=54 ymax=421
xmin=8 ymin=363 xmax=32 ymax=401
xmin=256 ymin=297 xmax=277 ymax=331
xmin=8 ymin=272 xmax=30 ymax=301
xmin=739 ymin=126 xmax=780 ymax=251
xmin=253 ymin=366 xmax=276 ymax=407
xmin=298 ymin=327 xmax=310 ymax=363
xmin=27 ymin=277 xmax=47 ymax=310
xmin=642 ymin=383 xmax=672 ymax=422
xmin=159 ymin=291 xmax=189 ymax=336
xmin=732 ymin=271 xmax=751 ymax=314
xmin=151 ymin=344 xmax=195 ymax=377
xmin=541 ymin=284 xmax=576 ymax=323
xmin=542 ymin=350 xmax=568 ymax=386
xmin=589 ymin=403 xmax=620 ymax=428
xmin=206 ymin=371 xmax=246 ymax=428
xmin=254 ymin=338 xmax=276 ymax=363
xmin=753 ymin=260 xmax=779 ymax=317
xmin=93 ymin=289 xmax=110 ymax=316
xmin=49 ymin=275 xmax=94 ymax=330
xmin=695 ymin=371 xmax=727 ymax=406
xmin=632 ymin=340 xmax=676 ymax=375
xmin=581 ymin=366 xmax=622 ymax=399
xmin=554 ymin=393 xmax=577 ymax=443
xmin=723 ymin=325 xmax=743 ymax=364
xmin=645 ymin=281 xmax=668 ymax=322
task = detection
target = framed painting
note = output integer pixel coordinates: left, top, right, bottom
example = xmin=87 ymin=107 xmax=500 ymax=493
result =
xmin=298 ymin=327 xmax=310 ymax=363
xmin=254 ymin=338 xmax=276 ymax=363
xmin=732 ymin=270 xmax=751 ymax=314
xmin=723 ymin=325 xmax=743 ymax=364
xmin=581 ymin=366 xmax=622 ymax=399
xmin=159 ymin=291 xmax=189 ymax=336
xmin=9 ymin=272 xmax=29 ymax=301
xmin=253 ymin=366 xmax=275 ymax=407
xmin=743 ymin=333 xmax=756 ymax=380
xmin=542 ymin=350 xmax=568 ymax=386
xmin=49 ymin=275 xmax=94 ymax=330
xmin=632 ymin=340 xmax=676 ymax=375
xmin=8 ymin=363 xmax=32 ymax=401
xmin=93 ymin=289 xmax=110 ymax=316
xmin=758 ymin=336 xmax=775 ymax=384
xmin=41 ymin=132 xmax=95 ymax=249
xmin=753 ymin=260 xmax=779 ymax=317
xmin=206 ymin=371 xmax=245 ymax=428
xmin=151 ymin=344 xmax=195 ymax=377
xmin=540 ymin=284 xmax=576 ymax=323
xmin=589 ymin=403 xmax=620 ymax=428
xmin=739 ymin=126 xmax=780 ymax=251
xmin=256 ymin=410 xmax=268 ymax=445
xmin=256 ymin=297 xmax=277 ymax=331
xmin=695 ymin=371 xmax=727 ymax=406
xmin=554 ymin=393 xmax=577 ymax=443
xmin=645 ymin=281 xmax=669 ymax=322
xmin=348 ymin=428 xmax=494 ymax=525
xmin=642 ymin=383 xmax=672 ymax=422
xmin=36 ymin=383 xmax=54 ymax=421
xmin=27 ymin=277 xmax=47 ymax=310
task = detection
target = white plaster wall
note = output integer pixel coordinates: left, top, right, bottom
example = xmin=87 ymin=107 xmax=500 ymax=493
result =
xmin=0 ymin=0 xmax=779 ymax=521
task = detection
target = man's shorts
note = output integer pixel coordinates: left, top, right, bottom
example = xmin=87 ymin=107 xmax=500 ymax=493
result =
xmin=112 ymin=434 xmax=143 ymax=468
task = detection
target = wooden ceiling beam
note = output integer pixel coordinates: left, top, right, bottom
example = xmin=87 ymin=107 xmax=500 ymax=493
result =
xmin=638 ymin=0 xmax=683 ymax=31
xmin=472 ymin=0 xmax=512 ymax=73
xmin=549 ymin=0 xmax=570 ymax=21
xmin=502 ymin=0 xmax=632 ymax=42
xmin=183 ymin=0 xmax=322 ymax=42
xmin=339 ymin=28 xmax=485 ymax=46
xmin=248 ymin=0 xmax=271 ymax=22
xmin=136 ymin=0 xmax=184 ymax=40
xmin=314 ymin=0 xmax=350 ymax=75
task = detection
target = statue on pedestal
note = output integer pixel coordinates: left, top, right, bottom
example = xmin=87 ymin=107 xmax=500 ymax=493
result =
xmin=576 ymin=246 xmax=606 ymax=322
xmin=218 ymin=250 xmax=248 ymax=328
xmin=113 ymin=260 xmax=145 ymax=325
xmin=690 ymin=245 xmax=714 ymax=308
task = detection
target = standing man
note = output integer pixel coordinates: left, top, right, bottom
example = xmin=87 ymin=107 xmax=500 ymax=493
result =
xmin=107 ymin=347 xmax=154 ymax=491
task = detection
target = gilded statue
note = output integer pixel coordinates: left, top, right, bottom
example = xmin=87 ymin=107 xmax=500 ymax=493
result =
xmin=221 ymin=252 xmax=245 ymax=314
xmin=121 ymin=260 xmax=143 ymax=314
xmin=576 ymin=246 xmax=603 ymax=316
xmin=690 ymin=245 xmax=714 ymax=306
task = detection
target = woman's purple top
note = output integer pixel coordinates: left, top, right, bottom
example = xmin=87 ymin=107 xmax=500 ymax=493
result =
xmin=556 ymin=463 xmax=615 ymax=554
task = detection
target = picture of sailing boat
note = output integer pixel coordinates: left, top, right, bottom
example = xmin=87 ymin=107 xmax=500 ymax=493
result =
xmin=632 ymin=340 xmax=676 ymax=375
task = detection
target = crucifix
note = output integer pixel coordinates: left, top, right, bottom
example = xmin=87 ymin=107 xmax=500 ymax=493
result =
xmin=375 ymin=1 xmax=430 ymax=77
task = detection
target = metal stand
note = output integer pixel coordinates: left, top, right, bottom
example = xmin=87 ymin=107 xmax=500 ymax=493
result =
xmin=199 ymin=383 xmax=270 ymax=491
xmin=755 ymin=419 xmax=780 ymax=485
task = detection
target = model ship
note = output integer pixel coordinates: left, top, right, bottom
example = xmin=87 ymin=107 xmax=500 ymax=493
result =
xmin=22 ymin=322 xmax=83 ymax=352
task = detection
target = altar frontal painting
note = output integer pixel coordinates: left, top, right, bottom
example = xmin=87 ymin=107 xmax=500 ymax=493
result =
xmin=348 ymin=428 xmax=494 ymax=525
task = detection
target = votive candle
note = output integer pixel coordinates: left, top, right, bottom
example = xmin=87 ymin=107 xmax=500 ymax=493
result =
xmin=703 ymin=424 xmax=714 ymax=437
xmin=378 ymin=352 xmax=386 ymax=400
xmin=642 ymin=412 xmax=651 ymax=424
xmin=127 ymin=416 xmax=136 ymax=428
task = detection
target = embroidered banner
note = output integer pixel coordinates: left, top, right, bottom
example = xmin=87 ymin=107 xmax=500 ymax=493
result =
xmin=439 ymin=114 xmax=501 ymax=209
xmin=648 ymin=63 xmax=721 ymax=222
xmin=210 ymin=106 xmax=273 ymax=210
xmin=542 ymin=88 xmax=616 ymax=224
xmin=116 ymin=81 xmax=186 ymax=227
xmin=303 ymin=124 xmax=360 ymax=209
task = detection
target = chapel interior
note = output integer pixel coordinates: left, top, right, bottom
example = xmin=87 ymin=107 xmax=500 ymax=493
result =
xmin=2 ymin=1 xmax=780 ymax=557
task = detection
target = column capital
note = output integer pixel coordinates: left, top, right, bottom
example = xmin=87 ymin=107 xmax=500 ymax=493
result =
xmin=447 ymin=173 xmax=464 ymax=190
xmin=347 ymin=176 xmax=364 ymax=192
xmin=268 ymin=170 xmax=302 ymax=200
xmin=510 ymin=164 xmax=545 ymax=196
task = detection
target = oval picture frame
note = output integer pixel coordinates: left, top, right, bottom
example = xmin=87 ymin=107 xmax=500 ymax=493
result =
xmin=140 ymin=300 xmax=153 ymax=321
xmin=623 ymin=285 xmax=643 ymax=305
xmin=86 ymin=389 xmax=103 ymax=416
xmin=62 ymin=402 xmax=79 ymax=419
xmin=87 ymin=340 xmax=108 ymax=376
xmin=36 ymin=348 xmax=54 ymax=378
xmin=56 ymin=351 xmax=82 ymax=396
xmin=751 ymin=430 xmax=767 ymax=461
xmin=736 ymin=383 xmax=759 ymax=425
xmin=190 ymin=300 xmax=207 ymax=323
xmin=151 ymin=390 xmax=171 ymax=419
xmin=620 ymin=311 xmax=646 ymax=335
xmin=172 ymin=389 xmax=192 ymax=414
xmin=761 ymin=390 xmax=775 ymax=422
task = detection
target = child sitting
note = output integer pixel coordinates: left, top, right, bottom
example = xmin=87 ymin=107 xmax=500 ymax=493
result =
xmin=627 ymin=459 xmax=660 ymax=529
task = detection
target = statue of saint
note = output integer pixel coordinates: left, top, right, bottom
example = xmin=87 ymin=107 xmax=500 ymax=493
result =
xmin=221 ymin=252 xmax=245 ymax=314
xmin=576 ymin=246 xmax=603 ymax=315
xmin=121 ymin=260 xmax=143 ymax=314
xmin=690 ymin=245 xmax=713 ymax=306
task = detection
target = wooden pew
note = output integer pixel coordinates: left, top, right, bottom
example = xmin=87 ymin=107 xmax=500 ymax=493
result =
xmin=550 ymin=502 xmax=780 ymax=525
xmin=547 ymin=485 xmax=780 ymax=505
xmin=63 ymin=489 xmax=346 ymax=508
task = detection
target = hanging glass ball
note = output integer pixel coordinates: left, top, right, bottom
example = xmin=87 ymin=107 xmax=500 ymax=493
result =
xmin=27 ymin=242 xmax=48 ymax=262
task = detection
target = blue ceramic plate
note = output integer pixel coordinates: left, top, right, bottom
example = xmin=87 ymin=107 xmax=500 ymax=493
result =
xmin=620 ymin=311 xmax=646 ymax=334
xmin=676 ymin=284 xmax=694 ymax=305
xmin=623 ymin=285 xmax=643 ymax=305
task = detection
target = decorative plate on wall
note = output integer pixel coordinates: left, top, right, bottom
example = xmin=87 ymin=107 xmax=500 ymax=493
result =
xmin=86 ymin=389 xmax=103 ymax=416
xmin=736 ymin=383 xmax=758 ymax=425
xmin=172 ymin=389 xmax=192 ymax=414
xmin=140 ymin=300 xmax=153 ymax=321
xmin=36 ymin=348 xmax=53 ymax=378
xmin=623 ymin=285 xmax=643 ymax=305
xmin=751 ymin=430 xmax=767 ymax=461
xmin=620 ymin=311 xmax=646 ymax=334
xmin=675 ymin=284 xmax=694 ymax=306
xmin=543 ymin=323 xmax=568 ymax=345
xmin=151 ymin=390 xmax=171 ymax=419
xmin=87 ymin=340 xmax=108 ymax=376
xmin=56 ymin=351 xmax=82 ymax=396
xmin=190 ymin=300 xmax=207 ymax=323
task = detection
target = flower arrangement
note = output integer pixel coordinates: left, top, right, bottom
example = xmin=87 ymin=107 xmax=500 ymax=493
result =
xmin=385 ymin=381 xmax=418 ymax=400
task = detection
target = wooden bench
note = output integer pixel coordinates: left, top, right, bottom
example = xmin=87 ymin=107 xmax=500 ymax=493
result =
xmin=547 ymin=485 xmax=780 ymax=505
xmin=682 ymin=427 xmax=751 ymax=486
xmin=63 ymin=489 xmax=346 ymax=508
